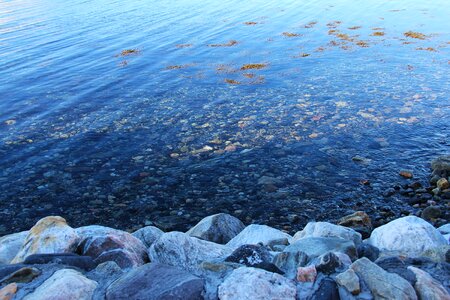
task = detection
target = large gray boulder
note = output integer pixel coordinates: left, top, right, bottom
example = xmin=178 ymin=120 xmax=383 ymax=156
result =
xmin=187 ymin=213 xmax=245 ymax=244
xmin=283 ymin=237 xmax=357 ymax=261
xmin=293 ymin=222 xmax=362 ymax=246
xmin=0 ymin=231 xmax=28 ymax=264
xmin=226 ymin=224 xmax=292 ymax=249
xmin=22 ymin=269 xmax=97 ymax=300
xmin=149 ymin=231 xmax=232 ymax=273
xmin=350 ymin=257 xmax=417 ymax=300
xmin=218 ymin=267 xmax=297 ymax=300
xmin=106 ymin=263 xmax=204 ymax=300
xmin=132 ymin=226 xmax=164 ymax=248
xmin=368 ymin=216 xmax=447 ymax=256
xmin=12 ymin=216 xmax=80 ymax=263
xmin=408 ymin=266 xmax=450 ymax=300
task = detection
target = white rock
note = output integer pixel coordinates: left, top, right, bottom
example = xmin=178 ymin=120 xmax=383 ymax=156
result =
xmin=187 ymin=213 xmax=245 ymax=244
xmin=23 ymin=269 xmax=97 ymax=300
xmin=226 ymin=224 xmax=292 ymax=249
xmin=293 ymin=222 xmax=362 ymax=246
xmin=0 ymin=231 xmax=28 ymax=264
xmin=367 ymin=216 xmax=447 ymax=255
xmin=132 ymin=226 xmax=164 ymax=248
xmin=12 ymin=216 xmax=80 ymax=263
xmin=149 ymin=231 xmax=232 ymax=272
xmin=437 ymin=224 xmax=450 ymax=235
xmin=408 ymin=266 xmax=450 ymax=300
xmin=218 ymin=267 xmax=296 ymax=300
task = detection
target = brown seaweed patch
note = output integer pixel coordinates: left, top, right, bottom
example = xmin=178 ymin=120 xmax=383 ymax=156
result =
xmin=165 ymin=64 xmax=190 ymax=70
xmin=327 ymin=21 xmax=342 ymax=28
xmin=356 ymin=41 xmax=369 ymax=47
xmin=225 ymin=79 xmax=241 ymax=85
xmin=243 ymin=73 xmax=255 ymax=78
xmin=240 ymin=63 xmax=267 ymax=70
xmin=117 ymin=49 xmax=141 ymax=57
xmin=208 ymin=40 xmax=238 ymax=47
xmin=328 ymin=29 xmax=338 ymax=35
xmin=348 ymin=26 xmax=361 ymax=30
xmin=404 ymin=31 xmax=427 ymax=39
xmin=294 ymin=53 xmax=310 ymax=58
xmin=244 ymin=22 xmax=258 ymax=25
xmin=371 ymin=31 xmax=385 ymax=36
xmin=304 ymin=21 xmax=317 ymax=28
xmin=282 ymin=32 xmax=302 ymax=37
xmin=372 ymin=27 xmax=385 ymax=30
xmin=416 ymin=47 xmax=437 ymax=52
xmin=216 ymin=64 xmax=237 ymax=73
xmin=336 ymin=33 xmax=353 ymax=41
xmin=176 ymin=44 xmax=193 ymax=48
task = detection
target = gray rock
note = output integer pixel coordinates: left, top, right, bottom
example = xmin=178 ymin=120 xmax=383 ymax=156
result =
xmin=357 ymin=243 xmax=380 ymax=262
xmin=218 ymin=267 xmax=296 ymax=300
xmin=149 ymin=231 xmax=232 ymax=273
xmin=438 ymin=224 xmax=450 ymax=235
xmin=408 ymin=266 xmax=450 ymax=300
xmin=132 ymin=226 xmax=164 ymax=248
xmin=368 ymin=216 xmax=447 ymax=256
xmin=224 ymin=244 xmax=282 ymax=274
xmin=106 ymin=263 xmax=204 ymax=300
xmin=336 ymin=269 xmax=360 ymax=295
xmin=88 ymin=261 xmax=124 ymax=300
xmin=293 ymin=222 xmax=362 ymax=246
xmin=193 ymin=261 xmax=240 ymax=300
xmin=12 ymin=216 xmax=80 ymax=263
xmin=350 ymin=257 xmax=417 ymax=300
xmin=23 ymin=268 xmax=97 ymax=300
xmin=431 ymin=156 xmax=450 ymax=173
xmin=273 ymin=250 xmax=309 ymax=279
xmin=283 ymin=237 xmax=357 ymax=261
xmin=315 ymin=252 xmax=342 ymax=275
xmin=0 ymin=231 xmax=28 ymax=264
xmin=187 ymin=213 xmax=245 ymax=244
xmin=420 ymin=245 xmax=450 ymax=263
xmin=226 ymin=224 xmax=292 ymax=249
xmin=0 ymin=267 xmax=41 ymax=284
xmin=23 ymin=253 xmax=96 ymax=271
xmin=309 ymin=277 xmax=340 ymax=300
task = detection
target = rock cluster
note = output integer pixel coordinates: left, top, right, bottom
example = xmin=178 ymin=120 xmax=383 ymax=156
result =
xmin=0 ymin=213 xmax=449 ymax=299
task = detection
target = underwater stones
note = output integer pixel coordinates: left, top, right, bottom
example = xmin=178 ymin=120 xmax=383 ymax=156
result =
xmin=149 ymin=231 xmax=232 ymax=273
xmin=421 ymin=206 xmax=442 ymax=221
xmin=408 ymin=266 xmax=450 ymax=300
xmin=0 ymin=231 xmax=28 ymax=264
xmin=186 ymin=213 xmax=245 ymax=244
xmin=132 ymin=226 xmax=164 ymax=248
xmin=218 ymin=267 xmax=296 ymax=300
xmin=12 ymin=216 xmax=80 ymax=263
xmin=23 ymin=269 xmax=97 ymax=300
xmin=226 ymin=224 xmax=292 ymax=249
xmin=367 ymin=216 xmax=447 ymax=256
xmin=293 ymin=221 xmax=362 ymax=246
xmin=106 ymin=263 xmax=204 ymax=300
xmin=431 ymin=156 xmax=450 ymax=174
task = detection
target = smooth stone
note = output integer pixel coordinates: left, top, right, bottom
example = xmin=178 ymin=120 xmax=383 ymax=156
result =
xmin=368 ymin=216 xmax=447 ymax=256
xmin=283 ymin=237 xmax=357 ymax=261
xmin=0 ymin=267 xmax=41 ymax=284
xmin=293 ymin=221 xmax=362 ymax=246
xmin=226 ymin=224 xmax=292 ymax=250
xmin=336 ymin=269 xmax=361 ymax=295
xmin=224 ymin=244 xmax=283 ymax=274
xmin=218 ymin=267 xmax=296 ymax=300
xmin=338 ymin=211 xmax=372 ymax=239
xmin=351 ymin=257 xmax=417 ymax=300
xmin=132 ymin=226 xmax=163 ymax=248
xmin=408 ymin=266 xmax=450 ymax=300
xmin=23 ymin=253 xmax=96 ymax=271
xmin=273 ymin=250 xmax=309 ymax=279
xmin=22 ymin=269 xmax=97 ymax=300
xmin=357 ymin=243 xmax=380 ymax=262
xmin=149 ymin=231 xmax=232 ymax=273
xmin=421 ymin=206 xmax=442 ymax=221
xmin=315 ymin=252 xmax=342 ymax=275
xmin=106 ymin=263 xmax=204 ymax=300
xmin=0 ymin=231 xmax=28 ymax=264
xmin=88 ymin=261 xmax=124 ymax=300
xmin=296 ymin=265 xmax=317 ymax=282
xmin=187 ymin=213 xmax=245 ymax=244
xmin=310 ymin=277 xmax=340 ymax=300
xmin=0 ymin=265 xmax=27 ymax=280
xmin=12 ymin=216 xmax=80 ymax=263
xmin=0 ymin=283 xmax=17 ymax=300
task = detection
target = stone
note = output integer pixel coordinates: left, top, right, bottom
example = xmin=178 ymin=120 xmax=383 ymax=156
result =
xmin=338 ymin=211 xmax=372 ymax=239
xmin=336 ymin=269 xmax=360 ymax=295
xmin=106 ymin=263 xmax=204 ymax=300
xmin=296 ymin=265 xmax=317 ymax=282
xmin=438 ymin=224 xmax=450 ymax=235
xmin=218 ymin=267 xmax=296 ymax=300
xmin=0 ymin=283 xmax=17 ymax=300
xmin=315 ymin=252 xmax=342 ymax=275
xmin=422 ymin=206 xmax=442 ymax=220
xmin=437 ymin=178 xmax=450 ymax=190
xmin=350 ymin=257 xmax=417 ymax=300
xmin=273 ymin=250 xmax=309 ymax=279
xmin=368 ymin=216 xmax=447 ymax=256
xmin=77 ymin=225 xmax=148 ymax=269
xmin=0 ymin=231 xmax=28 ymax=264
xmin=408 ymin=266 xmax=450 ymax=300
xmin=283 ymin=237 xmax=357 ymax=261
xmin=226 ymin=224 xmax=292 ymax=250
xmin=431 ymin=156 xmax=450 ymax=174
xmin=224 ymin=244 xmax=282 ymax=274
xmin=132 ymin=226 xmax=163 ymax=248
xmin=22 ymin=253 xmax=96 ymax=270
xmin=193 ymin=261 xmax=240 ymax=300
xmin=12 ymin=217 xmax=80 ymax=263
xmin=420 ymin=245 xmax=450 ymax=263
xmin=149 ymin=231 xmax=232 ymax=273
xmin=89 ymin=261 xmax=124 ymax=300
xmin=310 ymin=277 xmax=340 ymax=300
xmin=0 ymin=267 xmax=41 ymax=284
xmin=293 ymin=221 xmax=362 ymax=246
xmin=186 ymin=213 xmax=245 ymax=244
xmin=22 ymin=269 xmax=97 ymax=300
xmin=357 ymin=243 xmax=380 ymax=262
xmin=400 ymin=171 xmax=414 ymax=179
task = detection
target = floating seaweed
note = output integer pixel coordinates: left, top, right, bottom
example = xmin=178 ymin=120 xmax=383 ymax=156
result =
xmin=303 ymin=21 xmax=317 ymax=28
xmin=240 ymin=63 xmax=267 ymax=70
xmin=244 ymin=22 xmax=258 ymax=25
xmin=208 ymin=40 xmax=238 ymax=47
xmin=404 ymin=31 xmax=427 ymax=39
xmin=243 ymin=73 xmax=255 ymax=78
xmin=165 ymin=64 xmax=190 ymax=70
xmin=282 ymin=32 xmax=302 ymax=37
xmin=176 ymin=44 xmax=193 ymax=48
xmin=117 ymin=49 xmax=141 ymax=57
xmin=356 ymin=41 xmax=369 ymax=47
xmin=371 ymin=31 xmax=385 ymax=36
xmin=348 ymin=26 xmax=361 ymax=30
xmin=416 ymin=47 xmax=437 ymax=52
xmin=225 ymin=79 xmax=240 ymax=85
xmin=326 ymin=21 xmax=342 ymax=28
xmin=294 ymin=53 xmax=310 ymax=58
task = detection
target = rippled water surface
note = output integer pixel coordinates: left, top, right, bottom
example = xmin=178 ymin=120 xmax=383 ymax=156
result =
xmin=0 ymin=0 xmax=449 ymax=234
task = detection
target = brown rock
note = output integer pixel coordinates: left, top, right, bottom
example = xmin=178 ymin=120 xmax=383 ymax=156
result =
xmin=0 ymin=283 xmax=17 ymax=300
xmin=296 ymin=265 xmax=317 ymax=282
xmin=437 ymin=178 xmax=450 ymax=190
xmin=400 ymin=171 xmax=413 ymax=179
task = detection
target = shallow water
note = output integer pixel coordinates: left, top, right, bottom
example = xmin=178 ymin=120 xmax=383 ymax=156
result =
xmin=0 ymin=0 xmax=449 ymax=234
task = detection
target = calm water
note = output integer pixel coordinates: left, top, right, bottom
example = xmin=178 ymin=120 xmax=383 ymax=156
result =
xmin=0 ymin=0 xmax=449 ymax=234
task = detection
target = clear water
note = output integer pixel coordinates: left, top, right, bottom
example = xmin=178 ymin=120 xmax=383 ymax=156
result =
xmin=0 ymin=0 xmax=449 ymax=233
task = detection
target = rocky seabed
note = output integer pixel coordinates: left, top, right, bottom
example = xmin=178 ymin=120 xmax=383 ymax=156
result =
xmin=0 ymin=211 xmax=449 ymax=300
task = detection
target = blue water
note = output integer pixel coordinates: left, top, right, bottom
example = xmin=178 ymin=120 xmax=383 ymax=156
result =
xmin=0 ymin=0 xmax=449 ymax=233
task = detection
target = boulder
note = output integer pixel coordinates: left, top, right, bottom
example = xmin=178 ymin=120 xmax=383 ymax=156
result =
xmin=350 ymin=257 xmax=417 ymax=300
xmin=12 ymin=217 xmax=80 ymax=263
xmin=194 ymin=261 xmax=240 ymax=300
xmin=226 ymin=224 xmax=292 ymax=249
xmin=0 ymin=283 xmax=17 ymax=300
xmin=438 ymin=224 xmax=450 ymax=235
xmin=408 ymin=266 xmax=450 ymax=300
xmin=23 ymin=253 xmax=96 ymax=271
xmin=338 ymin=211 xmax=372 ymax=239
xmin=224 ymin=244 xmax=282 ymax=274
xmin=0 ymin=231 xmax=28 ymax=264
xmin=293 ymin=222 xmax=362 ymax=246
xmin=283 ymin=237 xmax=357 ymax=261
xmin=76 ymin=225 xmax=148 ymax=269
xmin=310 ymin=277 xmax=340 ymax=300
xmin=368 ymin=216 xmax=447 ymax=256
xmin=336 ymin=269 xmax=360 ymax=295
xmin=273 ymin=250 xmax=309 ymax=279
xmin=315 ymin=252 xmax=343 ymax=275
xmin=106 ymin=263 xmax=204 ymax=300
xmin=187 ymin=213 xmax=245 ymax=244
xmin=149 ymin=231 xmax=232 ymax=272
xmin=420 ymin=245 xmax=450 ymax=263
xmin=218 ymin=267 xmax=296 ymax=300
xmin=22 ymin=269 xmax=97 ymax=300
xmin=357 ymin=243 xmax=380 ymax=262
xmin=296 ymin=265 xmax=317 ymax=282
xmin=431 ymin=156 xmax=450 ymax=175
xmin=0 ymin=267 xmax=41 ymax=284
xmin=132 ymin=226 xmax=163 ymax=248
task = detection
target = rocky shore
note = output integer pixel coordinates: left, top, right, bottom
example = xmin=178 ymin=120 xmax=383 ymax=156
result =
xmin=0 ymin=211 xmax=449 ymax=300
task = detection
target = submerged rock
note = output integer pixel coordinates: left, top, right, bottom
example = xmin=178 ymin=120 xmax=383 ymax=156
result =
xmin=338 ymin=211 xmax=372 ymax=239
xmin=226 ymin=224 xmax=292 ymax=249
xmin=293 ymin=221 xmax=362 ymax=246
xmin=187 ymin=213 xmax=245 ymax=244
xmin=0 ymin=231 xmax=28 ymax=264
